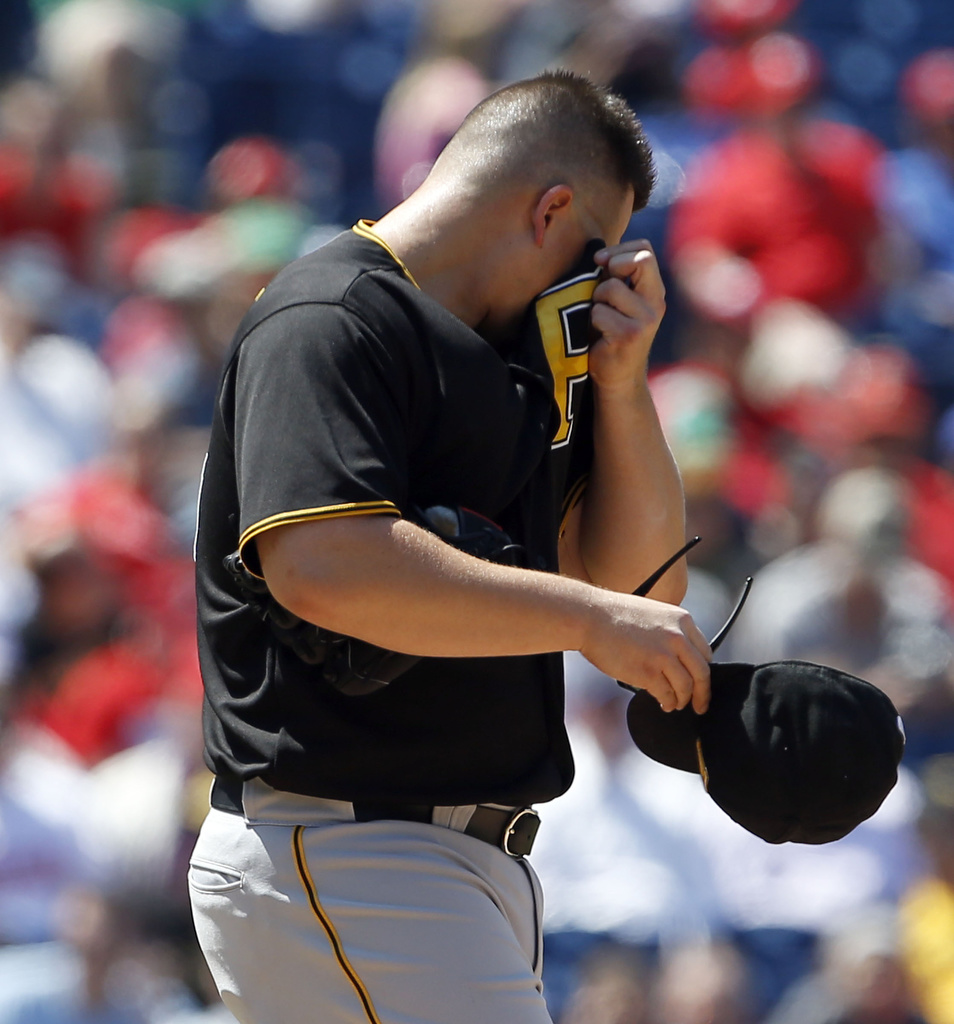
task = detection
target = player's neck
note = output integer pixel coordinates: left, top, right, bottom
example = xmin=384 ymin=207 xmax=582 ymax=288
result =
xmin=370 ymin=187 xmax=506 ymax=330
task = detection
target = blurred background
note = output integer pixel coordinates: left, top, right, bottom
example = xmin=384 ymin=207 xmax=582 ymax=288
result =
xmin=0 ymin=0 xmax=953 ymax=1021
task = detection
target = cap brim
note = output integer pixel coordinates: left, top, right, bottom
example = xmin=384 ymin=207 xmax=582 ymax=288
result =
xmin=625 ymin=662 xmax=758 ymax=773
xmin=625 ymin=689 xmax=702 ymax=772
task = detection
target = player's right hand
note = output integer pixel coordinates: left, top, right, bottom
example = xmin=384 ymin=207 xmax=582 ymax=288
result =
xmin=579 ymin=592 xmax=712 ymax=714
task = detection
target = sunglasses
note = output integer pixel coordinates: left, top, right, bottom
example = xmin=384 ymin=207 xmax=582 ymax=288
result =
xmin=632 ymin=536 xmax=752 ymax=654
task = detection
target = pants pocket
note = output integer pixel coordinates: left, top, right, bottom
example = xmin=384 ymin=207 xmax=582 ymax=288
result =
xmin=189 ymin=858 xmax=245 ymax=894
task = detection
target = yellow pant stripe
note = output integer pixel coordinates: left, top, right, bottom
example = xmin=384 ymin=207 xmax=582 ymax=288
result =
xmin=292 ymin=825 xmax=382 ymax=1024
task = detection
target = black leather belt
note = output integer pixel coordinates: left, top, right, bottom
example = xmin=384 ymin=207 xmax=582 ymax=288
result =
xmin=210 ymin=775 xmax=540 ymax=857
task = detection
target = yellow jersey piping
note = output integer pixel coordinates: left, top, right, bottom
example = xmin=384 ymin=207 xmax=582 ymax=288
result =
xmin=292 ymin=825 xmax=383 ymax=1024
xmin=353 ymin=220 xmax=421 ymax=290
xmin=559 ymin=475 xmax=588 ymax=538
xmin=238 ymin=500 xmax=400 ymax=578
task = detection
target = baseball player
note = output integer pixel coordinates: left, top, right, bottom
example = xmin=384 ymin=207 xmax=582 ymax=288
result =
xmin=189 ymin=70 xmax=711 ymax=1024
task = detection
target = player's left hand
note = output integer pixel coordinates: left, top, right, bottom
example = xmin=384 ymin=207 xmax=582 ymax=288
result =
xmin=589 ymin=240 xmax=665 ymax=392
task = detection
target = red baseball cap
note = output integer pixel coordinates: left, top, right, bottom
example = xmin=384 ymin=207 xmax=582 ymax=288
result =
xmin=695 ymin=0 xmax=801 ymax=39
xmin=901 ymin=48 xmax=954 ymax=124
xmin=684 ymin=32 xmax=821 ymax=115
xmin=207 ymin=135 xmax=300 ymax=205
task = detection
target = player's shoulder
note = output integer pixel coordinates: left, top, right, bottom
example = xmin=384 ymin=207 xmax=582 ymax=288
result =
xmin=219 ymin=228 xmax=417 ymax=372
xmin=233 ymin=227 xmax=422 ymax=349
xmin=257 ymin=227 xmax=403 ymax=309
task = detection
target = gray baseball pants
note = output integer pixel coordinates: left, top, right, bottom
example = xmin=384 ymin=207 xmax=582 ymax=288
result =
xmin=188 ymin=779 xmax=552 ymax=1024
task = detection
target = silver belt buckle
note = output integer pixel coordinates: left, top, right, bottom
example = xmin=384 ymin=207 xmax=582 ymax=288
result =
xmin=502 ymin=808 xmax=541 ymax=857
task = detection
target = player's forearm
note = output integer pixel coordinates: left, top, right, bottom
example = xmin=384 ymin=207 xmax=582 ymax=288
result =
xmin=575 ymin=379 xmax=688 ymax=601
xmin=258 ymin=514 xmax=598 ymax=658
xmin=257 ymin=512 xmax=711 ymax=712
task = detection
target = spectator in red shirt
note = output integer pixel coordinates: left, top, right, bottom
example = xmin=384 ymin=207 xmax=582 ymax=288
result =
xmin=668 ymin=31 xmax=885 ymax=325
xmin=0 ymin=77 xmax=116 ymax=281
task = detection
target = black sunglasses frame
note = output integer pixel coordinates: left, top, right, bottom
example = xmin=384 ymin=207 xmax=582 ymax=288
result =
xmin=632 ymin=535 xmax=752 ymax=654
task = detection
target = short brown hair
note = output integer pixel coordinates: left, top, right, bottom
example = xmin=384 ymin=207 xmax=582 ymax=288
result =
xmin=438 ymin=70 xmax=656 ymax=211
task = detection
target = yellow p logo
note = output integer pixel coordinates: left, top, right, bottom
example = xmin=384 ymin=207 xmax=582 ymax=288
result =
xmin=535 ymin=276 xmax=599 ymax=447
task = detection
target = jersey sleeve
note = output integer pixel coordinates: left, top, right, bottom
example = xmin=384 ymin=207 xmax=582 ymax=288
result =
xmin=230 ymin=301 xmax=412 ymax=571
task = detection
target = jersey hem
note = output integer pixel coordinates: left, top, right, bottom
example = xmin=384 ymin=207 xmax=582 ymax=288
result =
xmin=238 ymin=501 xmax=401 ymax=578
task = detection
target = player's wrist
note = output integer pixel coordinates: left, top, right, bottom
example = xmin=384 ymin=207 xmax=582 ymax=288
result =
xmin=590 ymin=376 xmax=661 ymax=441
xmin=572 ymin=583 xmax=625 ymax=658
xmin=590 ymin=372 xmax=651 ymax=405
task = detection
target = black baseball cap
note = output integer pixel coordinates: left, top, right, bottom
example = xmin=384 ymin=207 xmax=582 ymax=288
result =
xmin=626 ymin=660 xmax=906 ymax=845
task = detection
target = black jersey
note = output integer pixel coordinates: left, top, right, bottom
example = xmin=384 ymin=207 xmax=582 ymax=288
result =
xmin=195 ymin=224 xmax=601 ymax=807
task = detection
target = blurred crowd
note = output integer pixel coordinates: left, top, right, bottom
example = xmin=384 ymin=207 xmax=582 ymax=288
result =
xmin=0 ymin=0 xmax=954 ymax=1021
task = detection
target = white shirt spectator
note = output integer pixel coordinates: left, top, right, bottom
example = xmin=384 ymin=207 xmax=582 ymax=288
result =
xmin=0 ymin=334 xmax=112 ymax=521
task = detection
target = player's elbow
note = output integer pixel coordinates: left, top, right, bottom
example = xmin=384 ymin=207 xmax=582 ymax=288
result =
xmin=256 ymin=516 xmax=394 ymax=629
xmin=260 ymin=556 xmax=333 ymax=625
xmin=579 ymin=551 xmax=689 ymax=602
xmin=647 ymin=560 xmax=689 ymax=605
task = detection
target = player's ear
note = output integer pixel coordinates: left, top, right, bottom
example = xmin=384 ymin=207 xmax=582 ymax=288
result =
xmin=531 ymin=184 xmax=574 ymax=247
